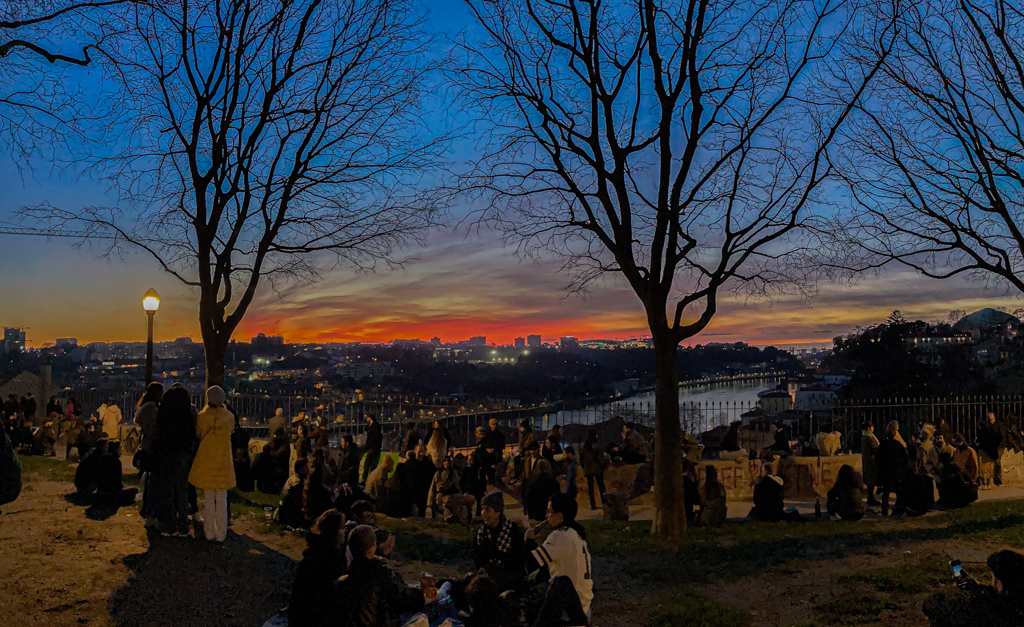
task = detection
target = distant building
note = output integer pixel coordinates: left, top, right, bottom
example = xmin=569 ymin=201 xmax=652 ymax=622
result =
xmin=3 ymin=327 xmax=26 ymax=353
xmin=467 ymin=336 xmax=487 ymax=346
xmin=337 ymin=361 xmax=396 ymax=380
xmin=55 ymin=338 xmax=78 ymax=348
xmin=431 ymin=337 xmax=441 ymax=346
xmin=560 ymin=336 xmax=579 ymax=349
xmin=251 ymin=333 xmax=285 ymax=347
xmin=527 ymin=334 xmax=542 ymax=347
xmin=514 ymin=337 xmax=526 ymax=348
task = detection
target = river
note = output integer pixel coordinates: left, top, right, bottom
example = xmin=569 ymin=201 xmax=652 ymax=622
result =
xmin=544 ymin=376 xmax=781 ymax=432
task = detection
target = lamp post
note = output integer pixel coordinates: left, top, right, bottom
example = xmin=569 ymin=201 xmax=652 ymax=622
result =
xmin=143 ymin=288 xmax=160 ymax=385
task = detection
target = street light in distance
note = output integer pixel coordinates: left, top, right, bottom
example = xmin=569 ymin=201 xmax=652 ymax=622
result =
xmin=143 ymin=288 xmax=160 ymax=385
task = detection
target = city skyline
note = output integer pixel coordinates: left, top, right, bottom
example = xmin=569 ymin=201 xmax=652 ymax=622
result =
xmin=2 ymin=225 xmax=1019 ymax=348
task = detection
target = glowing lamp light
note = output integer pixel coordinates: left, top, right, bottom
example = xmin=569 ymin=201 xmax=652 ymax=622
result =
xmin=142 ymin=287 xmax=161 ymax=313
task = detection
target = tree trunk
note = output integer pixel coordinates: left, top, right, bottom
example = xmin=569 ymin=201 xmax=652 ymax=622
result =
xmin=204 ymin=338 xmax=226 ymax=388
xmin=650 ymin=329 xmax=686 ymax=539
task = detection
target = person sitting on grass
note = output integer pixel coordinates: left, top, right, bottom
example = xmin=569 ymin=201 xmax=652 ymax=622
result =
xmin=288 ymin=509 xmax=347 ymax=627
xmin=302 ymin=453 xmax=334 ymax=525
xmin=700 ymin=465 xmax=728 ymax=527
xmin=278 ymin=458 xmax=311 ymax=529
xmin=749 ymin=464 xmax=805 ymax=523
xmin=937 ymin=452 xmax=978 ymax=510
xmin=826 ymin=464 xmax=865 ymax=521
xmin=74 ymin=435 xmax=109 ymax=496
xmin=427 ymin=454 xmax=462 ymax=518
xmin=76 ymin=416 xmax=102 ymax=460
xmin=254 ymin=432 xmax=291 ymax=495
xmin=923 ymin=550 xmax=1024 ymax=626
xmin=77 ymin=439 xmax=139 ymax=507
xmin=344 ymin=500 xmax=396 ymax=559
xmin=474 ymin=491 xmax=526 ymax=593
xmin=522 ymin=493 xmax=593 ymax=626
xmin=336 ymin=524 xmax=426 ymax=627
xmin=462 ymin=573 xmax=523 ymax=627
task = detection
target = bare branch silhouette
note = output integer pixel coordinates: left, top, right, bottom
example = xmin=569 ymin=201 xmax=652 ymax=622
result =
xmin=0 ymin=0 xmax=137 ymax=169
xmin=24 ymin=0 xmax=447 ymax=385
xmin=827 ymin=0 xmax=1024 ymax=298
xmin=455 ymin=0 xmax=888 ymax=538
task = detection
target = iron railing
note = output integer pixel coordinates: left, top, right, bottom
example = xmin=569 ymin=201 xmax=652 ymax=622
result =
xmin=56 ymin=388 xmax=1021 ymax=453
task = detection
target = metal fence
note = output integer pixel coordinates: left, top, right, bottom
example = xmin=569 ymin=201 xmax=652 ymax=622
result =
xmin=832 ymin=396 xmax=1024 ymax=448
xmin=59 ymin=387 xmax=1021 ymax=452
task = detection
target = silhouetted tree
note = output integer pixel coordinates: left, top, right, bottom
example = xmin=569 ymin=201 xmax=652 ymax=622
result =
xmin=26 ymin=0 xmax=446 ymax=386
xmin=456 ymin=0 xmax=889 ymax=538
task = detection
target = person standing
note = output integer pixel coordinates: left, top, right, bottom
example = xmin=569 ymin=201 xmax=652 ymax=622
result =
xmin=360 ymin=414 xmax=382 ymax=484
xmin=267 ymin=407 xmax=288 ymax=441
xmin=483 ymin=418 xmax=506 ymax=461
xmin=402 ymin=422 xmax=421 ymax=454
xmin=977 ymin=412 xmax=1003 ymax=488
xmin=98 ymin=399 xmax=122 ymax=440
xmin=189 ymin=386 xmax=236 ymax=542
xmin=876 ymin=421 xmax=908 ymax=517
xmin=861 ymin=423 xmax=881 ymax=507
xmin=580 ymin=430 xmax=607 ymax=509
xmin=20 ymin=393 xmax=37 ymax=423
xmin=151 ymin=386 xmax=198 ymax=536
xmin=134 ymin=382 xmax=164 ymax=525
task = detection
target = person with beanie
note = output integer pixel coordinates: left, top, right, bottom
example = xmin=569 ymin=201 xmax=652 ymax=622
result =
xmin=473 ymin=491 xmax=526 ymax=592
xmin=188 ymin=386 xmax=236 ymax=542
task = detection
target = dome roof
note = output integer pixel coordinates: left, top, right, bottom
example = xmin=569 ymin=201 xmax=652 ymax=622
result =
xmin=953 ymin=308 xmax=1019 ymax=332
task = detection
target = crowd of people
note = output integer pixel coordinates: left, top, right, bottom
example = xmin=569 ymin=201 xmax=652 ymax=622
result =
xmin=8 ymin=384 xmax=1024 ymax=626
xmin=284 ymin=489 xmax=592 ymax=627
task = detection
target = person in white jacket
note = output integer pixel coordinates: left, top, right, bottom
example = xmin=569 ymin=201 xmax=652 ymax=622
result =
xmin=98 ymin=400 xmax=123 ymax=440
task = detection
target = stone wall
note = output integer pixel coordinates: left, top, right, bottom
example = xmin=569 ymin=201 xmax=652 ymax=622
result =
xmin=572 ymin=454 xmax=865 ymax=507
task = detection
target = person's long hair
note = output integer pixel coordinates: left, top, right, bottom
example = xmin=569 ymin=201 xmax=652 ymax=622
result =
xmin=834 ymin=464 xmax=860 ymax=490
xmin=156 ymin=387 xmax=196 ymax=451
xmin=137 ymin=382 xmax=164 ymax=409
xmin=704 ymin=465 xmax=726 ymax=500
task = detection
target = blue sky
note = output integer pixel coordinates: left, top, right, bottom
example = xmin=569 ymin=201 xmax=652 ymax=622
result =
xmin=0 ymin=0 xmax=1019 ymax=347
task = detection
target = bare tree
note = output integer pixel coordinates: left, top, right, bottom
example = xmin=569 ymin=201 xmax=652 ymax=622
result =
xmin=0 ymin=1 xmax=135 ymax=168
xmin=26 ymin=0 xmax=446 ymax=385
xmin=457 ymin=0 xmax=888 ymax=537
xmin=829 ymin=0 xmax=1024 ymax=298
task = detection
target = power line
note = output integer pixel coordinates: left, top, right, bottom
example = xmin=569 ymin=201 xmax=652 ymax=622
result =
xmin=0 ymin=227 xmax=102 ymax=238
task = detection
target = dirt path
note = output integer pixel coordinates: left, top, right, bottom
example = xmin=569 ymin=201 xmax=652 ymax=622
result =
xmin=1 ymin=475 xmax=295 ymax=627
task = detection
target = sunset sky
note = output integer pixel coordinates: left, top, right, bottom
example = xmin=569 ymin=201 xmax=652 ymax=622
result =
xmin=1 ymin=2 xmax=1021 ymax=349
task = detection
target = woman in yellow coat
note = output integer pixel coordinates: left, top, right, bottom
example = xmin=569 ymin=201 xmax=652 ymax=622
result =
xmin=188 ymin=386 xmax=235 ymax=542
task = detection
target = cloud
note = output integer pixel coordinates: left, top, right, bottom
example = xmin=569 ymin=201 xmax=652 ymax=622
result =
xmin=1 ymin=221 xmax=1021 ymax=348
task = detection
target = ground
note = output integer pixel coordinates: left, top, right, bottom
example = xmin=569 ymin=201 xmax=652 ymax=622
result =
xmin=2 ymin=457 xmax=1023 ymax=627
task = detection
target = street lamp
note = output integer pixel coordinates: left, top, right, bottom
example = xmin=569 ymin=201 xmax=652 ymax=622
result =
xmin=143 ymin=288 xmax=160 ymax=385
